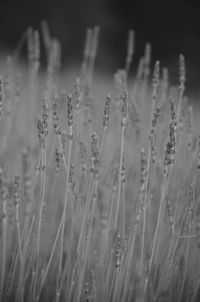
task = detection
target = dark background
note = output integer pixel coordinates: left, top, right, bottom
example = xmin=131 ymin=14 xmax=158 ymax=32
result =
xmin=0 ymin=0 xmax=200 ymax=94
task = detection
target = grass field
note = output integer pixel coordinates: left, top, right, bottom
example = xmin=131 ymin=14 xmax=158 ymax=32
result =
xmin=0 ymin=24 xmax=200 ymax=302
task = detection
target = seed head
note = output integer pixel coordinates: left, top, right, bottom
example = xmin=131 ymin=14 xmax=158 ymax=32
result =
xmin=13 ymin=175 xmax=21 ymax=206
xmin=41 ymin=21 xmax=51 ymax=53
xmin=152 ymin=61 xmax=160 ymax=96
xmin=125 ymin=29 xmax=135 ymax=75
xmin=91 ymin=26 xmax=100 ymax=59
xmin=144 ymin=43 xmax=152 ymax=78
xmin=164 ymin=99 xmax=177 ymax=174
xmin=114 ymin=231 xmax=122 ymax=269
xmin=179 ymin=54 xmax=186 ymax=94
xmin=197 ymin=134 xmax=200 ymax=169
xmin=0 ymin=169 xmax=7 ymax=202
xmin=67 ymin=93 xmax=73 ymax=127
xmin=183 ymin=185 xmax=195 ymax=234
xmin=103 ymin=93 xmax=111 ymax=129
xmin=52 ymin=97 xmax=61 ymax=135
xmin=36 ymin=97 xmax=49 ymax=149
xmin=90 ymin=132 xmax=100 ymax=176
xmin=68 ymin=164 xmax=76 ymax=192
xmin=140 ymin=149 xmax=147 ymax=206
xmin=22 ymin=147 xmax=32 ymax=213
xmin=165 ymin=195 xmax=174 ymax=233
xmin=74 ymin=78 xmax=81 ymax=110
xmin=127 ymin=30 xmax=135 ymax=60
xmin=80 ymin=141 xmax=87 ymax=173
xmin=55 ymin=148 xmax=62 ymax=173
xmin=151 ymin=105 xmax=160 ymax=129
xmin=121 ymin=88 xmax=128 ymax=127
xmin=84 ymin=28 xmax=93 ymax=59
xmin=186 ymin=105 xmax=193 ymax=148
xmin=42 ymin=97 xmax=49 ymax=135
xmin=121 ymin=153 xmax=126 ymax=184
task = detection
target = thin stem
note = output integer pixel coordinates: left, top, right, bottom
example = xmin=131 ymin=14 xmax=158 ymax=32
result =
xmin=178 ymin=236 xmax=191 ymax=302
xmin=57 ymin=124 xmax=73 ymax=299
xmin=37 ymin=212 xmax=64 ymax=298
xmin=114 ymin=125 xmax=125 ymax=231
xmin=32 ymin=146 xmax=47 ymax=301
xmin=144 ymin=173 xmax=170 ymax=294
xmin=1 ymin=197 xmax=7 ymax=301
xmin=15 ymin=201 xmax=24 ymax=301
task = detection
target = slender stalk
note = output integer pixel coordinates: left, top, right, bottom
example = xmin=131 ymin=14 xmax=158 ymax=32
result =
xmin=57 ymin=123 xmax=73 ymax=300
xmin=32 ymin=146 xmax=47 ymax=301
xmin=140 ymin=61 xmax=160 ymax=268
xmin=74 ymin=176 xmax=98 ymax=302
xmin=15 ymin=191 xmax=24 ymax=301
xmin=178 ymin=236 xmax=191 ymax=302
xmin=115 ymin=87 xmax=128 ymax=232
xmin=37 ymin=212 xmax=64 ymax=298
xmin=121 ymin=220 xmax=138 ymax=301
xmin=0 ymin=176 xmax=7 ymax=301
xmin=67 ymin=175 xmax=94 ymax=301
xmin=144 ymin=172 xmax=170 ymax=294
xmin=114 ymin=125 xmax=125 ymax=231
xmin=103 ymin=185 xmax=117 ymax=261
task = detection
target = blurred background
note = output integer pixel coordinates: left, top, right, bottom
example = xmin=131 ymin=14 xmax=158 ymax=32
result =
xmin=0 ymin=0 xmax=200 ymax=95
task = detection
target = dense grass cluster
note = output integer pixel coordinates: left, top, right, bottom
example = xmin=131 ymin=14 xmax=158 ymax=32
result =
xmin=0 ymin=23 xmax=200 ymax=302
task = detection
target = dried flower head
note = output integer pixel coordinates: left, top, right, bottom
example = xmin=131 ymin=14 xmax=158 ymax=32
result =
xmin=186 ymin=105 xmax=193 ymax=148
xmin=121 ymin=153 xmax=126 ymax=184
xmin=128 ymin=99 xmax=141 ymax=141
xmin=55 ymin=148 xmax=63 ymax=173
xmin=197 ymin=134 xmax=200 ymax=170
xmin=41 ymin=20 xmax=51 ymax=53
xmin=183 ymin=185 xmax=195 ymax=235
xmin=74 ymin=78 xmax=81 ymax=110
xmin=150 ymin=105 xmax=160 ymax=164
xmin=52 ymin=97 xmax=61 ymax=135
xmin=152 ymin=61 xmax=160 ymax=97
xmin=36 ymin=97 xmax=49 ymax=148
xmin=79 ymin=141 xmax=87 ymax=173
xmin=114 ymin=231 xmax=122 ymax=269
xmin=165 ymin=194 xmax=174 ymax=234
xmin=0 ymin=169 xmax=7 ymax=204
xmin=163 ymin=98 xmax=177 ymax=174
xmin=90 ymin=132 xmax=100 ymax=176
xmin=84 ymin=281 xmax=90 ymax=302
xmin=22 ymin=147 xmax=32 ymax=214
xmin=90 ymin=26 xmax=100 ymax=60
xmin=68 ymin=164 xmax=76 ymax=193
xmin=140 ymin=148 xmax=148 ymax=206
xmin=67 ymin=93 xmax=73 ymax=127
xmin=121 ymin=88 xmax=128 ymax=127
xmin=125 ymin=29 xmax=135 ymax=75
xmin=103 ymin=93 xmax=111 ymax=129
xmin=114 ymin=70 xmax=127 ymax=100
xmin=151 ymin=105 xmax=160 ymax=129
xmin=179 ymin=54 xmax=186 ymax=95
xmin=84 ymin=28 xmax=93 ymax=59
xmin=144 ymin=43 xmax=152 ymax=78
xmin=27 ymin=28 xmax=40 ymax=73
xmin=13 ymin=175 xmax=21 ymax=206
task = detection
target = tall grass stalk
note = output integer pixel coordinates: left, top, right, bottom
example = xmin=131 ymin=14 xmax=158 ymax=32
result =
xmin=57 ymin=94 xmax=73 ymax=301
xmin=0 ymin=171 xmax=7 ymax=301
xmin=144 ymin=171 xmax=171 ymax=295
xmin=140 ymin=61 xmax=160 ymax=269
xmin=114 ymin=87 xmax=128 ymax=232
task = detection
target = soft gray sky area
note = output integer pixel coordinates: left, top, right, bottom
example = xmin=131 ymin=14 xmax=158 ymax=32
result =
xmin=0 ymin=0 xmax=200 ymax=94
